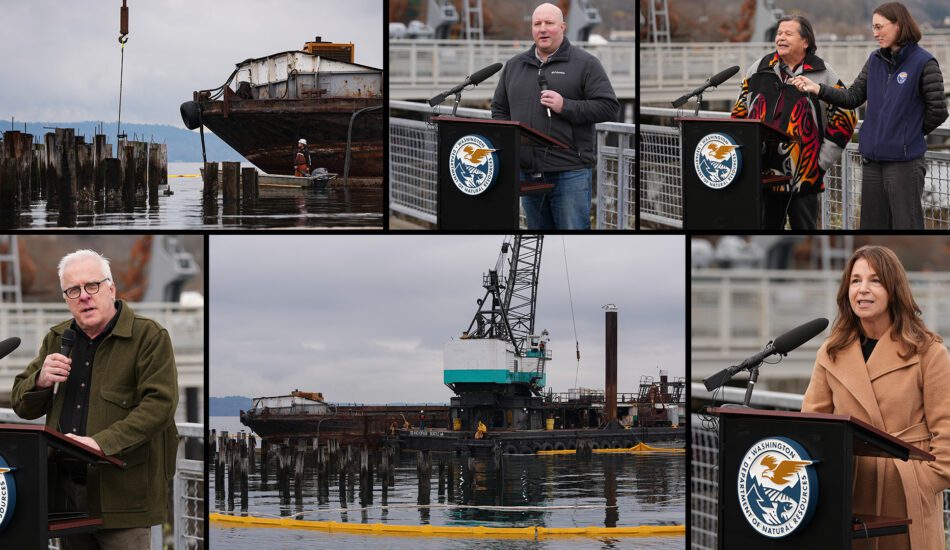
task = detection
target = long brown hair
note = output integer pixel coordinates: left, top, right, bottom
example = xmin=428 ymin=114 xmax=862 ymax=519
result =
xmin=874 ymin=2 xmax=922 ymax=46
xmin=826 ymin=245 xmax=939 ymax=361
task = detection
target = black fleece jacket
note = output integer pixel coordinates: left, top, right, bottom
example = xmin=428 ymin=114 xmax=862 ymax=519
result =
xmin=491 ymin=38 xmax=619 ymax=172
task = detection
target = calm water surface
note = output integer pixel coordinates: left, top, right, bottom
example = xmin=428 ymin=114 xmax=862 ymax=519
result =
xmin=209 ymin=417 xmax=685 ymax=550
xmin=19 ymin=162 xmax=382 ymax=229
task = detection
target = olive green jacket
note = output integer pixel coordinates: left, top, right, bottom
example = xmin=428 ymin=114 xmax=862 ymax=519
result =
xmin=10 ymin=301 xmax=179 ymax=529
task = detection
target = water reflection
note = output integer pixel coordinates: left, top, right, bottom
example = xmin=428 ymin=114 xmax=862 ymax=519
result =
xmin=211 ymin=451 xmax=684 ymax=532
xmin=21 ymin=179 xmax=382 ymax=229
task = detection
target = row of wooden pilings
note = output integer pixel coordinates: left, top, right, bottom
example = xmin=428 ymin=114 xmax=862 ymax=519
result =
xmin=210 ymin=430 xmax=505 ymax=511
xmin=0 ymin=129 xmax=167 ymax=223
xmin=201 ymin=162 xmax=258 ymax=216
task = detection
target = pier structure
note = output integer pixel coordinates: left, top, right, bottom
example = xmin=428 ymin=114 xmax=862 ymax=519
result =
xmin=0 ymin=128 xmax=167 ymax=226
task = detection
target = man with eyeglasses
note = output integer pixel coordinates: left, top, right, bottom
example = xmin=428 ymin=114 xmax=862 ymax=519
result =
xmin=10 ymin=249 xmax=178 ymax=549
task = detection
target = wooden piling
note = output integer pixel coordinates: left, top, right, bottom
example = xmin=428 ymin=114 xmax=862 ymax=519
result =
xmin=103 ymin=158 xmax=120 ymax=204
xmin=417 ymin=450 xmax=431 ymax=505
xmin=248 ymin=435 xmax=257 ymax=474
xmin=294 ymin=447 xmax=305 ymax=502
xmin=58 ymin=129 xmax=77 ymax=216
xmin=202 ymin=161 xmax=218 ymax=213
xmin=241 ymin=167 xmax=258 ymax=205
xmin=222 ymin=161 xmax=240 ymax=216
xmin=94 ymin=134 xmax=109 ymax=200
xmin=43 ymin=132 xmax=58 ymax=207
xmin=121 ymin=142 xmax=135 ymax=208
xmin=240 ymin=440 xmax=249 ymax=508
xmin=437 ymin=457 xmax=445 ymax=496
xmin=260 ymin=439 xmax=269 ymax=486
xmin=76 ymin=143 xmax=95 ymax=205
xmin=132 ymin=141 xmax=148 ymax=202
xmin=32 ymin=144 xmax=46 ymax=201
xmin=147 ymin=143 xmax=165 ymax=207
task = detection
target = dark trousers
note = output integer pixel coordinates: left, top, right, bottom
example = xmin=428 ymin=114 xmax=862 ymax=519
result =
xmin=859 ymin=157 xmax=927 ymax=229
xmin=761 ymin=192 xmax=819 ymax=230
xmin=58 ymin=474 xmax=151 ymax=550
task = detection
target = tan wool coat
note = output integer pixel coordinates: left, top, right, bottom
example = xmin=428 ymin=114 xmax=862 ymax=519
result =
xmin=802 ymin=329 xmax=950 ymax=549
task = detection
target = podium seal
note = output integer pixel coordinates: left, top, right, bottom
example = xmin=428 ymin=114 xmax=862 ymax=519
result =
xmin=449 ymin=135 xmax=499 ymax=196
xmin=0 ymin=454 xmax=17 ymax=532
xmin=737 ymin=437 xmax=817 ymax=538
xmin=694 ymin=133 xmax=742 ymax=189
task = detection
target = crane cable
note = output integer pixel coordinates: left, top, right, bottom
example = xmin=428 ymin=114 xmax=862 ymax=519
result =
xmin=561 ymin=236 xmax=581 ymax=388
xmin=117 ymin=1 xmax=129 ymax=141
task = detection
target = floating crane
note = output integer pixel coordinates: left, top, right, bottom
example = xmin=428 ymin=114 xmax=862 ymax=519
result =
xmin=444 ymin=235 xmax=552 ymax=431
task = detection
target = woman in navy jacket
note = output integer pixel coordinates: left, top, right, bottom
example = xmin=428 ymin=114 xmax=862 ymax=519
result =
xmin=793 ymin=2 xmax=948 ymax=229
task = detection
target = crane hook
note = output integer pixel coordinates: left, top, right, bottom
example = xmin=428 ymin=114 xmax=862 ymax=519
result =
xmin=119 ymin=0 xmax=129 ymax=44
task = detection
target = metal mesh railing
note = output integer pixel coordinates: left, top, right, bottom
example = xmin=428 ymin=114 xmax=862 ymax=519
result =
xmin=595 ymin=122 xmax=636 ymax=229
xmin=390 ymin=100 xmax=634 ymax=229
xmin=640 ymin=107 xmax=950 ymax=229
xmin=389 ymin=117 xmax=439 ymax=224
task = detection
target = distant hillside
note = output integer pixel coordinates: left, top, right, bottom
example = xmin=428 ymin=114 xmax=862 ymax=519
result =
xmin=210 ymin=396 xmax=252 ymax=416
xmin=2 ymin=121 xmax=244 ymax=163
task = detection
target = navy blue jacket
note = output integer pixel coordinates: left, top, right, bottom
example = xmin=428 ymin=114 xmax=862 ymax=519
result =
xmin=819 ymin=43 xmax=948 ymax=162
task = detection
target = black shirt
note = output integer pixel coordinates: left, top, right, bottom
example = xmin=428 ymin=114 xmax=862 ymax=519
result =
xmin=59 ymin=301 xmax=122 ymax=437
xmin=861 ymin=337 xmax=878 ymax=363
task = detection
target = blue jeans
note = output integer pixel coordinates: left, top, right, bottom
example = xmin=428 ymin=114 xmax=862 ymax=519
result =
xmin=521 ymin=168 xmax=592 ymax=230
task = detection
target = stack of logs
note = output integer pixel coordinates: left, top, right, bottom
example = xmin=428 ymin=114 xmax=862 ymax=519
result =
xmin=0 ymin=129 xmax=167 ymax=226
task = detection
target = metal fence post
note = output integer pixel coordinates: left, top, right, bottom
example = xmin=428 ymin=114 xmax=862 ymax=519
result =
xmin=842 ymin=152 xmax=851 ymax=230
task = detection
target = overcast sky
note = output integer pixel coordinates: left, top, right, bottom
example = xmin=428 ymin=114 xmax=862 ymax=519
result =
xmin=210 ymin=235 xmax=686 ymax=404
xmin=0 ymin=0 xmax=383 ymax=127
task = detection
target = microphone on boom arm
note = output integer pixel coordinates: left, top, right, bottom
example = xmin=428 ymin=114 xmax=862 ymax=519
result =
xmin=428 ymin=63 xmax=504 ymax=107
xmin=671 ymin=66 xmax=741 ymax=108
xmin=703 ymin=318 xmax=828 ymax=392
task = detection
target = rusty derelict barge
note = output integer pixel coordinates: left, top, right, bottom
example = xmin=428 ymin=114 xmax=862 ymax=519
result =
xmin=180 ymin=37 xmax=382 ymax=177
xmin=238 ymin=235 xmax=685 ymax=455
xmin=240 ymin=392 xmax=450 ymax=447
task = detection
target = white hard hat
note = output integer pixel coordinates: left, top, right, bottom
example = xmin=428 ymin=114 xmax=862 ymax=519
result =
xmin=298 ymin=138 xmax=307 ymax=145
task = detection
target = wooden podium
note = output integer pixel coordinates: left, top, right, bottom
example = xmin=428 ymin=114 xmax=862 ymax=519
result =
xmin=0 ymin=424 xmax=125 ymax=547
xmin=678 ymin=118 xmax=792 ymax=230
xmin=434 ymin=116 xmax=568 ymax=230
xmin=711 ymin=408 xmax=932 ymax=549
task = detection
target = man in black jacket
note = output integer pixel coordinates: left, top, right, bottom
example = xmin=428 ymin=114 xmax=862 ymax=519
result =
xmin=491 ymin=2 xmax=619 ymax=230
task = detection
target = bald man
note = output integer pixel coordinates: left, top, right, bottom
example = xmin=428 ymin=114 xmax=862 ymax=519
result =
xmin=491 ymin=2 xmax=618 ymax=230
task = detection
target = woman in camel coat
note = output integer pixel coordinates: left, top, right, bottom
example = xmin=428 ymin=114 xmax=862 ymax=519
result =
xmin=802 ymin=245 xmax=950 ymax=549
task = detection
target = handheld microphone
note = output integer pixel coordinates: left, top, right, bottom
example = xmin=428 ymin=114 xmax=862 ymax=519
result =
xmin=703 ymin=318 xmax=828 ymax=391
xmin=53 ymin=329 xmax=77 ymax=396
xmin=0 ymin=337 xmax=20 ymax=361
xmin=538 ymin=74 xmax=551 ymax=118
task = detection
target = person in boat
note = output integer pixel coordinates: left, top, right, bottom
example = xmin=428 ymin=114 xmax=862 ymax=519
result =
xmin=294 ymin=138 xmax=312 ymax=177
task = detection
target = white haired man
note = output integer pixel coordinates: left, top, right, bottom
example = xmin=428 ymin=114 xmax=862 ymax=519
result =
xmin=11 ymin=249 xmax=178 ymax=549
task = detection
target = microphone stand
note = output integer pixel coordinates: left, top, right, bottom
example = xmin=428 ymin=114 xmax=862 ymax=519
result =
xmin=452 ymin=90 xmax=463 ymax=117
xmin=694 ymin=91 xmax=703 ymax=117
xmin=742 ymin=364 xmax=762 ymax=407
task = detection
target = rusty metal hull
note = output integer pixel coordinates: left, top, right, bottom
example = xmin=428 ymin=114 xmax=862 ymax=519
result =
xmin=240 ymin=404 xmax=450 ymax=445
xmin=199 ymin=98 xmax=383 ymax=177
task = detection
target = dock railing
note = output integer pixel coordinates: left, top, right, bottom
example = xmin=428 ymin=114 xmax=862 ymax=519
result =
xmin=641 ymin=107 xmax=950 ymax=229
xmin=390 ymin=100 xmax=635 ymax=228
xmin=690 ymin=384 xmax=950 ymax=548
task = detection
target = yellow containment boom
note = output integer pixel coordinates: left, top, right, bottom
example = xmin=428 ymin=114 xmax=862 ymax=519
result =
xmin=210 ymin=513 xmax=684 ymax=539
xmin=537 ymin=442 xmax=686 ymax=455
